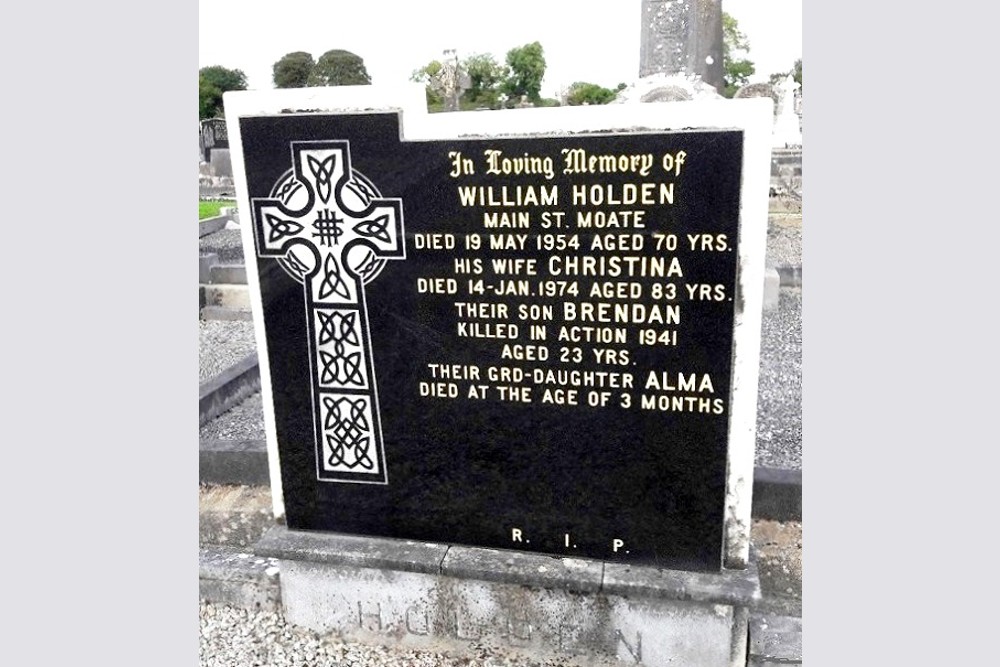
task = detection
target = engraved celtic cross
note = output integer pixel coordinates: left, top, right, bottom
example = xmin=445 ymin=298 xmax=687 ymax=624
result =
xmin=251 ymin=140 xmax=404 ymax=484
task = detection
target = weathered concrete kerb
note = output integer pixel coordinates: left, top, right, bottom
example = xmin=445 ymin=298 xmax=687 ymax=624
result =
xmin=199 ymin=206 xmax=237 ymax=238
xmin=199 ymin=353 xmax=260 ymax=427
xmin=200 ymin=439 xmax=269 ymax=486
xmin=252 ymin=526 xmax=759 ymax=667
xmin=198 ymin=486 xmax=803 ymax=666
xmin=200 ymin=545 xmax=282 ymax=612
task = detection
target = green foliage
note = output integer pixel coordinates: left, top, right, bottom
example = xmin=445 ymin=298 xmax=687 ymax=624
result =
xmin=411 ymin=60 xmax=445 ymax=106
xmin=309 ymin=49 xmax=371 ymax=86
xmin=199 ymin=65 xmax=247 ymax=119
xmin=200 ymin=65 xmax=247 ymax=94
xmin=722 ymin=13 xmax=750 ymax=54
xmin=462 ymin=53 xmax=508 ymax=108
xmin=723 ymin=59 xmax=755 ymax=98
xmin=721 ymin=13 xmax=754 ymax=98
xmin=414 ymin=53 xmax=509 ymax=111
xmin=411 ymin=42 xmax=550 ymax=112
xmin=199 ymin=77 xmax=219 ymax=120
xmin=273 ymin=51 xmax=315 ymax=88
xmin=565 ymin=81 xmax=617 ymax=106
xmin=199 ymin=200 xmax=235 ymax=220
xmin=411 ymin=60 xmax=443 ymax=83
xmin=502 ymin=41 xmax=546 ymax=104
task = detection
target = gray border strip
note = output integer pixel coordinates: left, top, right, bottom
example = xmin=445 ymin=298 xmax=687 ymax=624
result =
xmin=775 ymin=265 xmax=802 ymax=287
xmin=749 ymin=613 xmax=802 ymax=664
xmin=199 ymin=353 xmax=260 ymax=426
xmin=199 ymin=214 xmax=230 ymax=237
xmin=209 ymin=265 xmax=248 ymax=284
xmin=200 ymin=439 xmax=269 ymax=485
xmin=752 ymin=466 xmax=802 ymax=522
xmin=199 ymin=545 xmax=281 ymax=611
xmin=254 ymin=525 xmax=760 ymax=607
xmin=199 ymin=253 xmax=219 ymax=283
xmin=255 ymin=526 xmax=449 ymax=575
xmin=200 ymin=306 xmax=254 ymax=321
xmin=443 ymin=544 xmax=604 ymax=594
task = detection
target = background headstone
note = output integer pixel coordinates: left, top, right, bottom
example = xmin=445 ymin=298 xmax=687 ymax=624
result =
xmin=734 ymin=83 xmax=779 ymax=118
xmin=641 ymin=85 xmax=693 ymax=102
xmin=772 ymin=76 xmax=802 ymax=148
xmin=201 ymin=118 xmax=230 ymax=163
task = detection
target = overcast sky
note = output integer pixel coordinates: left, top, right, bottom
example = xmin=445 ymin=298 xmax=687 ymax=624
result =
xmin=199 ymin=0 xmax=802 ymax=96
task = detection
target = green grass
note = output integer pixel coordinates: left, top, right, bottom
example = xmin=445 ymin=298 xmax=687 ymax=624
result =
xmin=199 ymin=200 xmax=236 ymax=220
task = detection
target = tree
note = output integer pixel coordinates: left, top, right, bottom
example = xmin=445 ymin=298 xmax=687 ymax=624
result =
xmin=411 ymin=59 xmax=445 ymax=108
xmin=565 ymin=81 xmax=617 ymax=106
xmin=309 ymin=49 xmax=371 ymax=86
xmin=721 ymin=13 xmax=754 ymax=98
xmin=502 ymin=41 xmax=546 ymax=104
xmin=462 ymin=53 xmax=508 ymax=108
xmin=273 ymin=51 xmax=315 ymax=88
xmin=199 ymin=76 xmax=219 ymax=120
xmin=199 ymin=65 xmax=247 ymax=119
xmin=411 ymin=60 xmax=443 ymax=83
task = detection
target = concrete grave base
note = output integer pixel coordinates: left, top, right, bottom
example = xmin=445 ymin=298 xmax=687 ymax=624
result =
xmin=256 ymin=526 xmax=761 ymax=667
xmin=200 ymin=545 xmax=281 ymax=612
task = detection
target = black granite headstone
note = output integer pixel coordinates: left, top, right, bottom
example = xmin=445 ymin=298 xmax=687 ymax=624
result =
xmin=240 ymin=111 xmax=743 ymax=571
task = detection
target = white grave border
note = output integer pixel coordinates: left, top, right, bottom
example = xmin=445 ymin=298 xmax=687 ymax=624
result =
xmin=224 ymin=85 xmax=772 ymax=570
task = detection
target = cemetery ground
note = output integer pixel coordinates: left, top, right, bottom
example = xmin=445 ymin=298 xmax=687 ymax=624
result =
xmin=198 ymin=198 xmax=802 ymax=666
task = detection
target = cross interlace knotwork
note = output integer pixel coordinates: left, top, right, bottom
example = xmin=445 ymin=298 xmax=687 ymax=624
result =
xmin=322 ymin=396 xmax=375 ymax=471
xmin=250 ymin=140 xmax=405 ymax=484
xmin=312 ymin=209 xmax=343 ymax=247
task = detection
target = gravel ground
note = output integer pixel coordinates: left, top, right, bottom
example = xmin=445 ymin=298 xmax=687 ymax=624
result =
xmin=199 ymin=320 xmax=258 ymax=383
xmin=200 ymin=392 xmax=266 ymax=440
xmin=200 ymin=229 xmax=246 ymax=264
xmin=200 ymin=601 xmax=578 ymax=667
xmin=765 ymin=214 xmax=802 ymax=268
xmin=755 ymin=288 xmax=802 ymax=470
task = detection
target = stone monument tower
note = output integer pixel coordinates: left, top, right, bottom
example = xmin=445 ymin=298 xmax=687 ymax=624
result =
xmin=617 ymin=0 xmax=724 ymax=103
xmin=640 ymin=0 xmax=723 ymax=91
